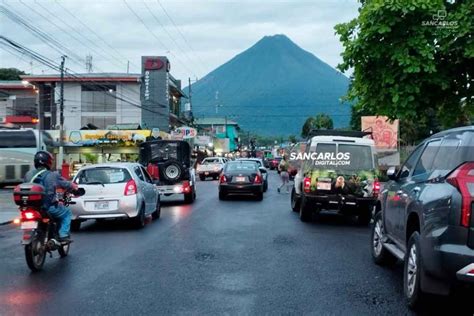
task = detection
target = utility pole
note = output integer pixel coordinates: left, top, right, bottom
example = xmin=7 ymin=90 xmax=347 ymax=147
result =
xmin=85 ymin=54 xmax=93 ymax=73
xmin=188 ymin=77 xmax=192 ymax=113
xmin=127 ymin=60 xmax=130 ymax=74
xmin=58 ymin=55 xmax=66 ymax=169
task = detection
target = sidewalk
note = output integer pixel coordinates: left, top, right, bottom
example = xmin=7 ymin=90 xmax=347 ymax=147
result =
xmin=0 ymin=190 xmax=17 ymax=225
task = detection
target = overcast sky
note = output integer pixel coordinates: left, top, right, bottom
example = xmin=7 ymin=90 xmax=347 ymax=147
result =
xmin=0 ymin=0 xmax=359 ymax=81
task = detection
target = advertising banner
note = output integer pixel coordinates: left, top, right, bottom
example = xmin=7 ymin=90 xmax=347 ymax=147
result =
xmin=174 ymin=126 xmax=197 ymax=139
xmin=361 ymin=116 xmax=399 ymax=151
xmin=195 ymin=135 xmax=211 ymax=146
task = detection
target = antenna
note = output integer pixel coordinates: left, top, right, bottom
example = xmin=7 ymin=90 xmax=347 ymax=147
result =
xmin=85 ymin=54 xmax=93 ymax=73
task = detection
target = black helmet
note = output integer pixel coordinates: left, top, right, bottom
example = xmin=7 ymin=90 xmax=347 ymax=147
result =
xmin=34 ymin=151 xmax=54 ymax=170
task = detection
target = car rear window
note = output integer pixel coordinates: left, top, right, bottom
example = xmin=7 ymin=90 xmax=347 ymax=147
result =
xmin=239 ymin=160 xmax=262 ymax=167
xmin=226 ymin=162 xmax=257 ymax=172
xmin=202 ymin=158 xmax=220 ymax=164
xmin=307 ymin=143 xmax=374 ymax=171
xmin=75 ymin=167 xmax=132 ymax=184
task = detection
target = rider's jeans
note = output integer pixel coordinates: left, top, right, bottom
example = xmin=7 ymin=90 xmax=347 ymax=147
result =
xmin=47 ymin=204 xmax=72 ymax=238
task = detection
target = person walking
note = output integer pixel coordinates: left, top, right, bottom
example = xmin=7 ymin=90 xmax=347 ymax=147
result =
xmin=277 ymin=156 xmax=290 ymax=193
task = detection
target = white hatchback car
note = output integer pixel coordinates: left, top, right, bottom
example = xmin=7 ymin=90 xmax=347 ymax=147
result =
xmin=70 ymin=163 xmax=160 ymax=230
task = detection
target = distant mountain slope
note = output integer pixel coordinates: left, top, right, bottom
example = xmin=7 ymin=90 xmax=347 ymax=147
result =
xmin=190 ymin=34 xmax=350 ymax=137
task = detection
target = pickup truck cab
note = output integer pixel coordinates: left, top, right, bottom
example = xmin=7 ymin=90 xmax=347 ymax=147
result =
xmin=197 ymin=157 xmax=228 ymax=181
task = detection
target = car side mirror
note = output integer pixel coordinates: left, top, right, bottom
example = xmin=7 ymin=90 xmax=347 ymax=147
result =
xmin=387 ymin=167 xmax=398 ymax=181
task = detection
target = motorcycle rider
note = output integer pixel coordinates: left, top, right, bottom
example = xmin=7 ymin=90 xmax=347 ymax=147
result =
xmin=24 ymin=151 xmax=78 ymax=242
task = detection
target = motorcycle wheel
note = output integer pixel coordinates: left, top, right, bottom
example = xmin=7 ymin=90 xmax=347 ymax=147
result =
xmin=25 ymin=237 xmax=46 ymax=272
xmin=58 ymin=242 xmax=70 ymax=258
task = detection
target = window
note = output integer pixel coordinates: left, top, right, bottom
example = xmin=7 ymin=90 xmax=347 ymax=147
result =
xmin=81 ymin=116 xmax=116 ymax=129
xmin=337 ymin=144 xmax=373 ymax=170
xmin=134 ymin=166 xmax=145 ymax=181
xmin=141 ymin=167 xmax=152 ymax=183
xmin=81 ymin=85 xmax=116 ymax=112
xmin=430 ymin=132 xmax=474 ymax=178
xmin=399 ymin=145 xmax=424 ymax=179
xmin=413 ymin=140 xmax=441 ymax=177
xmin=0 ymin=130 xmax=36 ymax=148
xmin=75 ymin=167 xmax=131 ymax=184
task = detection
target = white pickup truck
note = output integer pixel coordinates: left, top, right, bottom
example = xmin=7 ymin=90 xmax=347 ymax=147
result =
xmin=196 ymin=157 xmax=228 ymax=181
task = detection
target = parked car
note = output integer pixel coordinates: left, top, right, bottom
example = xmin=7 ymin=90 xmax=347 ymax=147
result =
xmin=218 ymin=161 xmax=264 ymax=201
xmin=70 ymin=163 xmax=160 ymax=230
xmin=139 ymin=140 xmax=196 ymax=204
xmin=236 ymin=158 xmax=268 ymax=192
xmin=196 ymin=157 xmax=227 ymax=181
xmin=268 ymin=157 xmax=282 ymax=171
xmin=371 ymin=126 xmax=474 ymax=309
xmin=292 ymin=130 xmax=378 ymax=225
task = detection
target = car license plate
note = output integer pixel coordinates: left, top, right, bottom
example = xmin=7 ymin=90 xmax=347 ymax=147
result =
xmin=317 ymin=182 xmax=331 ymax=190
xmin=235 ymin=176 xmax=246 ymax=182
xmin=21 ymin=221 xmax=38 ymax=230
xmin=94 ymin=201 xmax=109 ymax=210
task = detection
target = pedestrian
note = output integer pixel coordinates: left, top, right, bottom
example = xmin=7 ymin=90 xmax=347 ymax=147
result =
xmin=277 ymin=156 xmax=290 ymax=193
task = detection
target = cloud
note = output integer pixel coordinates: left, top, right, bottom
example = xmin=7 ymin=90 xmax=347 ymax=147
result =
xmin=0 ymin=0 xmax=358 ymax=80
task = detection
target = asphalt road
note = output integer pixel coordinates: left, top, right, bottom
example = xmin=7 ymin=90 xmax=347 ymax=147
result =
xmin=0 ymin=172 xmax=472 ymax=315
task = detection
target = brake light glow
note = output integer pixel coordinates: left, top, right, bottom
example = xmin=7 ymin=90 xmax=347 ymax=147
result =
xmin=182 ymin=181 xmax=191 ymax=193
xmin=303 ymin=177 xmax=311 ymax=193
xmin=446 ymin=162 xmax=474 ymax=228
xmin=21 ymin=210 xmax=42 ymax=221
xmin=219 ymin=174 xmax=227 ymax=184
xmin=124 ymin=179 xmax=137 ymax=196
xmin=373 ymin=180 xmax=381 ymax=196
xmin=254 ymin=174 xmax=262 ymax=184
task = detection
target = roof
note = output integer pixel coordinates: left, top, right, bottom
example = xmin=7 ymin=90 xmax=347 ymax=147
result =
xmin=428 ymin=125 xmax=474 ymax=140
xmin=0 ymin=80 xmax=35 ymax=89
xmin=106 ymin=124 xmax=142 ymax=130
xmin=194 ymin=117 xmax=239 ymax=126
xmin=21 ymin=73 xmax=141 ymax=83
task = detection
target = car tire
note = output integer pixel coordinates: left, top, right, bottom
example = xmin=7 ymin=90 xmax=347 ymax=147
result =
xmin=219 ymin=191 xmax=227 ymax=200
xmin=263 ymin=181 xmax=268 ymax=192
xmin=357 ymin=208 xmax=372 ymax=226
xmin=199 ymin=175 xmax=205 ymax=181
xmin=291 ymin=187 xmax=300 ymax=212
xmin=184 ymin=188 xmax=195 ymax=204
xmin=371 ymin=212 xmax=397 ymax=266
xmin=132 ymin=205 xmax=146 ymax=229
xmin=255 ymin=192 xmax=263 ymax=201
xmin=71 ymin=220 xmax=81 ymax=232
xmin=162 ymin=160 xmax=184 ymax=182
xmin=405 ymin=231 xmax=427 ymax=309
xmin=152 ymin=200 xmax=161 ymax=220
xmin=299 ymin=196 xmax=312 ymax=222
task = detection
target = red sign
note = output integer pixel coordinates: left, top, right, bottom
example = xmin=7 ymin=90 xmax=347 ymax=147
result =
xmin=144 ymin=58 xmax=164 ymax=70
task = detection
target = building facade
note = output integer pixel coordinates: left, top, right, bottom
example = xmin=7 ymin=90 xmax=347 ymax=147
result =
xmin=194 ymin=117 xmax=240 ymax=151
xmin=0 ymin=81 xmax=37 ymax=127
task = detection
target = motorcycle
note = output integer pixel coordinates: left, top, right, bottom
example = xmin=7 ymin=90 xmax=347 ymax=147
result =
xmin=13 ymin=183 xmax=85 ymax=272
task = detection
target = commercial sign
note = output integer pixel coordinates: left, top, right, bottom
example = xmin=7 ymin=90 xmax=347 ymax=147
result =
xmin=46 ymin=130 xmax=170 ymax=147
xmin=141 ymin=56 xmax=170 ymax=132
xmin=174 ymin=126 xmax=197 ymax=139
xmin=361 ymin=116 xmax=399 ymax=151
xmin=195 ymin=135 xmax=211 ymax=146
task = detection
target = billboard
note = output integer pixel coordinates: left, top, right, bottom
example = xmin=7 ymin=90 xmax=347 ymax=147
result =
xmin=141 ymin=56 xmax=170 ymax=132
xmin=361 ymin=116 xmax=399 ymax=151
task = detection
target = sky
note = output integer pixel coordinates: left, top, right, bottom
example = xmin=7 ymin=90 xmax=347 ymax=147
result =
xmin=0 ymin=0 xmax=359 ymax=82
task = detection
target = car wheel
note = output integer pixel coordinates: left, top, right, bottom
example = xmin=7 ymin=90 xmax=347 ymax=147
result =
xmin=405 ymin=231 xmax=427 ymax=309
xmin=356 ymin=208 xmax=372 ymax=226
xmin=152 ymin=200 xmax=161 ymax=220
xmin=291 ymin=187 xmax=300 ymax=212
xmin=255 ymin=192 xmax=263 ymax=201
xmin=219 ymin=191 xmax=227 ymax=200
xmin=184 ymin=189 xmax=195 ymax=204
xmin=371 ymin=212 xmax=397 ymax=265
xmin=199 ymin=175 xmax=205 ymax=181
xmin=71 ymin=220 xmax=81 ymax=232
xmin=263 ymin=181 xmax=268 ymax=192
xmin=132 ymin=205 xmax=146 ymax=229
xmin=299 ymin=196 xmax=312 ymax=222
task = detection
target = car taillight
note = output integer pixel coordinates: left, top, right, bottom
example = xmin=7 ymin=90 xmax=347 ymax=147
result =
xmin=182 ymin=180 xmax=191 ymax=193
xmin=254 ymin=174 xmax=262 ymax=184
xmin=21 ymin=210 xmax=42 ymax=221
xmin=373 ymin=180 xmax=381 ymax=196
xmin=303 ymin=177 xmax=311 ymax=193
xmin=124 ymin=179 xmax=137 ymax=196
xmin=446 ymin=162 xmax=474 ymax=228
xmin=219 ymin=174 xmax=227 ymax=184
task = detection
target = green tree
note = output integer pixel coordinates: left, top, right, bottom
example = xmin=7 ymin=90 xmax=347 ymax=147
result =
xmin=288 ymin=135 xmax=298 ymax=143
xmin=301 ymin=114 xmax=334 ymax=138
xmin=0 ymin=68 xmax=26 ymax=80
xmin=335 ymin=0 xmax=473 ymax=138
